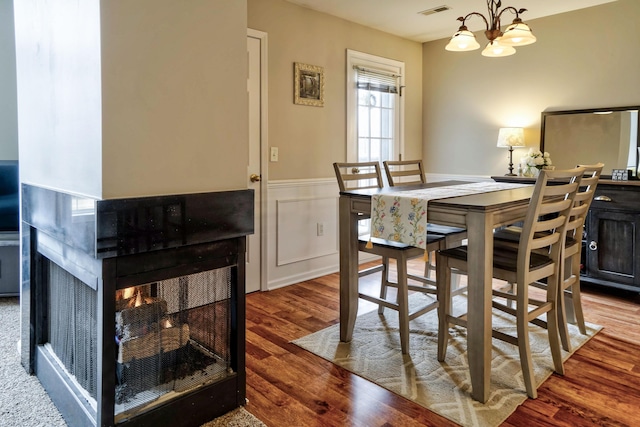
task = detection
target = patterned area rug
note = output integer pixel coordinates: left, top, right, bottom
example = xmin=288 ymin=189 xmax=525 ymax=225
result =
xmin=293 ymin=293 xmax=601 ymax=427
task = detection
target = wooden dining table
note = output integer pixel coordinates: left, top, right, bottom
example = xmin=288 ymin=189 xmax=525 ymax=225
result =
xmin=338 ymin=180 xmax=536 ymax=403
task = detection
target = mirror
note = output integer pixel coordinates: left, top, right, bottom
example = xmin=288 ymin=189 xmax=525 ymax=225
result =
xmin=540 ymin=106 xmax=639 ymax=178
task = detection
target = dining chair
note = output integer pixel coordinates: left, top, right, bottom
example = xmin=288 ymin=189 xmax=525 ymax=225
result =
xmin=333 ymin=161 xmax=448 ymax=354
xmin=383 ymin=159 xmax=468 ymax=278
xmin=333 ymin=161 xmax=387 ymax=279
xmin=382 ymin=159 xmax=426 ymax=186
xmin=435 ymin=166 xmax=584 ymax=399
xmin=492 ymin=163 xmax=603 ymax=352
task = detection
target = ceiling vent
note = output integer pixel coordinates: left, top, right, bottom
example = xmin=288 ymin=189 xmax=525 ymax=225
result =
xmin=418 ymin=5 xmax=451 ymax=16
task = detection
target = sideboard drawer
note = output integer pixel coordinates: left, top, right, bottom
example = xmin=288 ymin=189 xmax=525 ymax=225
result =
xmin=591 ymin=187 xmax=640 ymax=212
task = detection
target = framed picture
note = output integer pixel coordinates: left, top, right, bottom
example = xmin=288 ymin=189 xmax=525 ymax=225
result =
xmin=294 ymin=62 xmax=324 ymax=107
xmin=611 ymin=169 xmax=629 ymax=181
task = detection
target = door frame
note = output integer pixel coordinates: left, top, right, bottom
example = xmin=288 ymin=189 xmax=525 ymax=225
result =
xmin=248 ymin=28 xmax=269 ymax=292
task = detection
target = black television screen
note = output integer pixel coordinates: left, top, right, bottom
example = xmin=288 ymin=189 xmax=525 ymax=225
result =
xmin=0 ymin=161 xmax=19 ymax=232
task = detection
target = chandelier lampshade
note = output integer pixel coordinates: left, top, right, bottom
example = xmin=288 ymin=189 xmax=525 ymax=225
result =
xmin=445 ymin=26 xmax=481 ymax=51
xmin=500 ymin=19 xmax=537 ymax=46
xmin=482 ymin=39 xmax=516 ymax=57
xmin=445 ymin=1 xmax=536 ymax=57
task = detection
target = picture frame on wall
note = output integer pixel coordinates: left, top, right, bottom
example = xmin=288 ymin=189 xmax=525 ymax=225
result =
xmin=294 ymin=62 xmax=324 ymax=107
xmin=611 ymin=169 xmax=629 ymax=181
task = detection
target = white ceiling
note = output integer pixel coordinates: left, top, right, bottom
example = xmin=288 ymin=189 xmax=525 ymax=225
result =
xmin=283 ymin=0 xmax=618 ymax=43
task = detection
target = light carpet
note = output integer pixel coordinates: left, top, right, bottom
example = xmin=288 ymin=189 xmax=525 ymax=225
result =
xmin=0 ymin=297 xmax=265 ymax=427
xmin=293 ymin=293 xmax=601 ymax=427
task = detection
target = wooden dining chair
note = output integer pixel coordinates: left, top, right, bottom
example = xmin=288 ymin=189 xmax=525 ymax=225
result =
xmin=333 ymin=161 xmax=448 ymax=354
xmin=436 ymin=167 xmax=584 ymax=398
xmin=383 ymin=159 xmax=468 ymax=278
xmin=383 ymin=159 xmax=426 ymax=186
xmin=333 ymin=162 xmax=387 ymax=279
xmin=334 ymin=161 xmax=384 ymax=191
xmin=492 ymin=163 xmax=603 ymax=352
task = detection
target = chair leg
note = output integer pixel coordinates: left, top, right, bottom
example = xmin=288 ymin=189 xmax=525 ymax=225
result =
xmin=424 ymin=251 xmax=436 ymax=280
xmin=378 ymin=256 xmax=390 ymax=315
xmin=569 ymin=253 xmax=587 ymax=335
xmin=436 ymin=252 xmax=451 ymax=362
xmin=516 ymin=290 xmax=537 ymax=399
xmin=558 ymin=254 xmax=583 ymax=352
xmin=556 ymin=285 xmax=572 ymax=352
xmin=396 ymin=254 xmax=410 ymax=354
xmin=505 ymin=282 xmax=516 ymax=309
xmin=546 ymin=274 xmax=565 ymax=376
xmin=556 ymin=255 xmax=571 ymax=352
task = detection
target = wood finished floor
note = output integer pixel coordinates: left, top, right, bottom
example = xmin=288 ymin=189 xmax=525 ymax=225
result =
xmin=243 ymin=260 xmax=640 ymax=427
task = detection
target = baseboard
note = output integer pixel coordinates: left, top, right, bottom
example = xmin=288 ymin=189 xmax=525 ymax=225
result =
xmin=267 ymin=264 xmax=338 ymax=290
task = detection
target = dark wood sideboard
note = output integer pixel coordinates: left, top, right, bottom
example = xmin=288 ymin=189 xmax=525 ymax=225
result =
xmin=492 ymin=176 xmax=640 ymax=294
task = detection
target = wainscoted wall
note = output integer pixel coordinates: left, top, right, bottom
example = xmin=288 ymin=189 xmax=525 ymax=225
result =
xmin=265 ymin=174 xmax=492 ymax=290
xmin=266 ymin=178 xmax=345 ymax=290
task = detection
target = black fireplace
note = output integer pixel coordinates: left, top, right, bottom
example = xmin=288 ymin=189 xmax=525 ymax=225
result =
xmin=20 ymin=184 xmax=253 ymax=427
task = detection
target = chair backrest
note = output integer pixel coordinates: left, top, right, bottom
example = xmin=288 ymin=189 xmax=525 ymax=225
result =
xmin=518 ymin=167 xmax=584 ymax=281
xmin=383 ymin=160 xmax=425 ymax=186
xmin=333 ymin=161 xmax=383 ymax=192
xmin=565 ymin=163 xmax=604 ymax=242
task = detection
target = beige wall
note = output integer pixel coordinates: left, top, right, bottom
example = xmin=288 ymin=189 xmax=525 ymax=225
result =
xmin=0 ymin=0 xmax=17 ymax=161
xmin=248 ymin=0 xmax=423 ymax=181
xmin=101 ymin=0 xmax=248 ymax=198
xmin=14 ymin=0 xmax=248 ymax=199
xmin=422 ymin=0 xmax=640 ymax=177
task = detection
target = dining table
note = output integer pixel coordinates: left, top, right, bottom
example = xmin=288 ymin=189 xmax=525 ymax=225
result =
xmin=338 ymin=180 xmax=536 ymax=403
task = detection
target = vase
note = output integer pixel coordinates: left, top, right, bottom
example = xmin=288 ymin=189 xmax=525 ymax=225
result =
xmin=522 ymin=166 xmax=539 ymax=178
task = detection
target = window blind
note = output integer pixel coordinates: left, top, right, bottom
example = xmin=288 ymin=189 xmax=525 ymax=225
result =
xmin=354 ymin=66 xmax=401 ymax=94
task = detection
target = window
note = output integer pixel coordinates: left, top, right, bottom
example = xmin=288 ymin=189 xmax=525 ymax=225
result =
xmin=346 ymin=50 xmax=405 ymax=164
xmin=346 ymin=51 xmax=405 ymax=236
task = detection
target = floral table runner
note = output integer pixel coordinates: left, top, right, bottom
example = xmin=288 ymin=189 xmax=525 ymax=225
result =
xmin=370 ymin=182 xmax=530 ymax=249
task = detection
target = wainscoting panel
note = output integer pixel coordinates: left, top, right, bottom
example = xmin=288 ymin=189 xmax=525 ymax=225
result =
xmin=266 ymin=179 xmax=340 ymax=290
xmin=266 ymin=178 xmax=381 ymax=290
xmin=276 ymin=196 xmax=337 ymax=266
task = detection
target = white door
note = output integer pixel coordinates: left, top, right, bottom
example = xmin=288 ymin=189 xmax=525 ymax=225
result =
xmin=246 ymin=30 xmax=267 ymax=293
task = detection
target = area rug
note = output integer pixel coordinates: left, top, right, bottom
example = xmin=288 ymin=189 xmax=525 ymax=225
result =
xmin=292 ymin=293 xmax=601 ymax=427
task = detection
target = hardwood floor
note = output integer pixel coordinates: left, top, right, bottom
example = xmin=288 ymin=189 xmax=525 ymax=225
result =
xmin=243 ymin=260 xmax=640 ymax=426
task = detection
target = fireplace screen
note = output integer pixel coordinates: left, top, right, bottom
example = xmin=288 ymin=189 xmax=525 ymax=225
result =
xmin=47 ymin=261 xmax=234 ymax=422
xmin=48 ymin=263 xmax=98 ymax=400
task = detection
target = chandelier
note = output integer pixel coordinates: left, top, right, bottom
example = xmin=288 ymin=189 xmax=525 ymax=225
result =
xmin=445 ymin=1 xmax=536 ymax=57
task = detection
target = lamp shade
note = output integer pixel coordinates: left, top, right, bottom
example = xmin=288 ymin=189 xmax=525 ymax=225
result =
xmin=445 ymin=26 xmax=481 ymax=52
xmin=500 ymin=20 xmax=537 ymax=46
xmin=482 ymin=39 xmax=516 ymax=57
xmin=497 ymin=127 xmax=525 ymax=147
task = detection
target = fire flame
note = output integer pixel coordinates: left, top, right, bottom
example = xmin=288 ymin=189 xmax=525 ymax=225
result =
xmin=134 ymin=291 xmax=143 ymax=308
xmin=122 ymin=287 xmax=136 ymax=300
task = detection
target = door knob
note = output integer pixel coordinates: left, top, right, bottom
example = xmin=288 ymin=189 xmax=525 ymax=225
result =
xmin=589 ymin=241 xmax=598 ymax=251
xmin=250 ymin=174 xmax=261 ymax=182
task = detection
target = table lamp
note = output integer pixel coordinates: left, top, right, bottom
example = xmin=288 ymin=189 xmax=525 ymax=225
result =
xmin=497 ymin=127 xmax=525 ymax=176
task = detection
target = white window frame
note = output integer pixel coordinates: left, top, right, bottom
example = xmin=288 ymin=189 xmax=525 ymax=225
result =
xmin=346 ymin=49 xmax=405 ymax=163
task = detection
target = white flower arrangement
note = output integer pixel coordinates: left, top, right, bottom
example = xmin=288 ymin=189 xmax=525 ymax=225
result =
xmin=521 ymin=148 xmax=552 ymax=170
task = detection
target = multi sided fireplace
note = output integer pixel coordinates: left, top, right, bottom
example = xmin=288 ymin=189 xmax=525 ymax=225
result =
xmin=20 ymin=184 xmax=253 ymax=427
